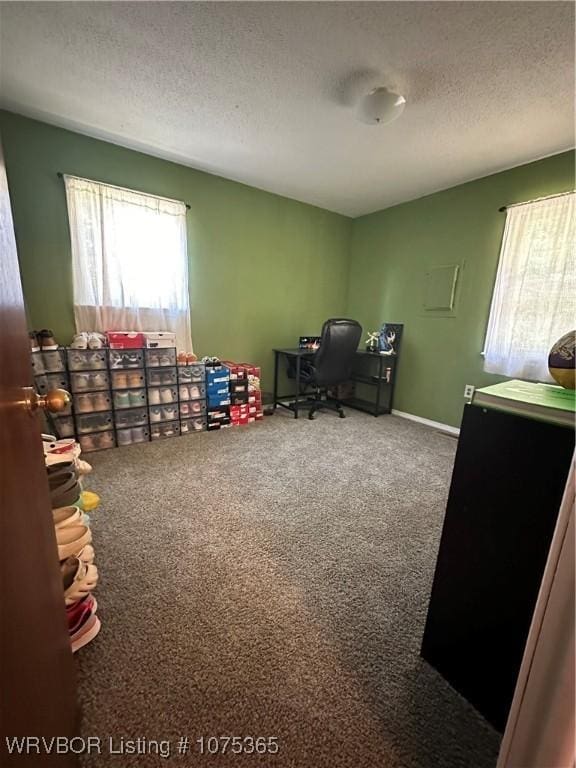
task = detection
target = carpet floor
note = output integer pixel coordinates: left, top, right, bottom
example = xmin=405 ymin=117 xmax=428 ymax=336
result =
xmin=77 ymin=410 xmax=500 ymax=767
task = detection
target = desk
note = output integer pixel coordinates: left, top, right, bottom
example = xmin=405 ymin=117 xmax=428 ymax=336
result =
xmin=272 ymin=348 xmax=313 ymax=419
xmin=272 ymin=348 xmax=399 ymax=418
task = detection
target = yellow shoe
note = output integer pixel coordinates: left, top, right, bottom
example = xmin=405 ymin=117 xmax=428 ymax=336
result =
xmin=79 ymin=490 xmax=100 ymax=512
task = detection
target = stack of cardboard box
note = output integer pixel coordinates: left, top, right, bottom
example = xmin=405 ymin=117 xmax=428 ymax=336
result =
xmin=206 ymin=364 xmax=231 ymax=430
xmin=224 ymin=362 xmax=263 ymax=426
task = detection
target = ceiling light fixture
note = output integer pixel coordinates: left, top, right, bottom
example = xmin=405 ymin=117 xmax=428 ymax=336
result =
xmin=357 ymin=87 xmax=406 ymax=126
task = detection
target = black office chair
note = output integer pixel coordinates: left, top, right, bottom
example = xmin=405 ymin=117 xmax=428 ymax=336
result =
xmin=296 ymin=318 xmax=362 ymax=419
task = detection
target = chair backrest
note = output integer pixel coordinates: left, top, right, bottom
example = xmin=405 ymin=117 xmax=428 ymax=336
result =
xmin=314 ymin=318 xmax=362 ymax=387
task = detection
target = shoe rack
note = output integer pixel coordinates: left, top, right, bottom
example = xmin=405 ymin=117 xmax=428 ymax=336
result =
xmin=32 ymin=348 xmax=75 ymax=439
xmin=67 ymin=348 xmax=116 ymax=453
xmin=32 ymin=346 xmax=210 ymax=451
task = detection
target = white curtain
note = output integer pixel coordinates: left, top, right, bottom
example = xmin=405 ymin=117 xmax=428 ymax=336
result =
xmin=484 ymin=193 xmax=575 ymax=381
xmin=65 ymin=175 xmax=193 ymax=352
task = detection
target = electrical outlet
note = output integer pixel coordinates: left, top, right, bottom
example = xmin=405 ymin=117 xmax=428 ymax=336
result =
xmin=464 ymin=384 xmax=475 ymax=400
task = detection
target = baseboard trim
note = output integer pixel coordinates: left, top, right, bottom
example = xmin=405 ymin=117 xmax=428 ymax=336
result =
xmin=392 ymin=409 xmax=460 ymax=437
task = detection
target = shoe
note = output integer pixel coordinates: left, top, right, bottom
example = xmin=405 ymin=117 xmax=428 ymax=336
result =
xmin=70 ymin=613 xmax=101 ymax=653
xmin=76 ymin=394 xmax=94 ymax=413
xmin=179 ymin=386 xmax=189 ymax=400
xmin=53 ymin=506 xmax=83 ymax=530
xmin=181 ymin=422 xmax=189 ymax=434
xmin=189 ymin=385 xmax=200 ymax=399
xmin=180 ymin=403 xmax=190 ymax=416
xmin=75 ymin=458 xmax=92 ymax=475
xmin=92 ymin=392 xmax=109 ymax=411
xmin=117 ymin=429 xmax=133 ymax=446
xmin=71 ymin=333 xmax=89 ymax=349
xmin=161 ymin=373 xmax=174 ymax=385
xmin=129 ymin=390 xmax=145 ymax=407
xmin=89 ymin=352 xmax=105 ymax=369
xmin=147 ymin=354 xmax=159 ymax=367
xmin=87 ymin=332 xmax=105 ymax=350
xmin=29 ymin=331 xmax=40 ymax=352
xmin=113 ymin=372 xmax=128 ymax=388
xmin=186 ymin=353 xmax=197 ymax=364
xmin=38 ymin=329 xmax=58 ymax=350
xmin=148 ymin=388 xmax=161 ymax=405
xmin=114 ymin=391 xmax=131 ymax=409
xmin=128 ymin=372 xmax=143 ymax=387
xmin=191 ymin=401 xmax=202 ymax=414
xmin=159 ymin=354 xmax=172 ymax=367
xmin=56 ymin=524 xmax=92 ymax=560
xmin=177 ymin=352 xmax=187 ymax=366
xmin=160 ymin=388 xmax=174 ymax=404
xmin=91 ymin=372 xmax=107 ymax=388
xmin=74 ymin=373 xmax=90 ymax=390
xmin=99 ymin=432 xmax=114 ymax=449
xmin=77 ymin=543 xmax=95 ymax=564
xmin=61 ymin=557 xmax=98 ymax=605
xmin=131 ymin=427 xmax=146 ymax=443
xmin=49 ymin=471 xmax=81 ymax=509
xmin=150 ymin=408 xmax=162 ymax=423
xmin=67 ymin=595 xmax=95 ymax=633
xmin=79 ymin=490 xmax=100 ymax=511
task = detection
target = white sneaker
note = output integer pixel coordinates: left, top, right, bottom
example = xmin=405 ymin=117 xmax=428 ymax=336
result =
xmin=71 ymin=333 xmax=89 ymax=349
xmin=88 ymin=332 xmax=105 ymax=350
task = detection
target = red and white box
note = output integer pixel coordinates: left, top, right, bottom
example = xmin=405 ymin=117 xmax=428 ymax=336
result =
xmin=106 ymin=331 xmax=145 ymax=349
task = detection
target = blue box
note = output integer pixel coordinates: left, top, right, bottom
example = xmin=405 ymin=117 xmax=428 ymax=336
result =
xmin=206 ymin=366 xmax=230 ymax=386
xmin=207 ymin=383 xmax=229 ymax=397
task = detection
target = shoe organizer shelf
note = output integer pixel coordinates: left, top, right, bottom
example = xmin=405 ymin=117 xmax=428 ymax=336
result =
xmin=64 ymin=348 xmax=116 ymax=452
xmin=32 ymin=349 xmax=74 ymax=440
xmin=109 ymin=350 xmax=150 ymax=447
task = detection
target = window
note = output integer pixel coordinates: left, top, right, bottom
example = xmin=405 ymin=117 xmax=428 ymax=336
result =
xmin=64 ymin=175 xmax=193 ymax=352
xmin=484 ymin=192 xmax=575 ymax=381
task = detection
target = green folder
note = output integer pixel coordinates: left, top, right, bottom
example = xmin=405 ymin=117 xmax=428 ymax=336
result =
xmin=472 ymin=380 xmax=576 ymax=428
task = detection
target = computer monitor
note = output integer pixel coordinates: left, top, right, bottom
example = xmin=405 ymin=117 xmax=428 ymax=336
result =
xmin=298 ymin=336 xmax=321 ymax=351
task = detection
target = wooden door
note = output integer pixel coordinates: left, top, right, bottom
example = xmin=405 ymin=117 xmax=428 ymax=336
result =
xmin=0 ymin=139 xmax=78 ymax=764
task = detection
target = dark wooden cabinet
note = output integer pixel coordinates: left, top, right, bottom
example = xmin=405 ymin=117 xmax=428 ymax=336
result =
xmin=421 ymin=403 xmax=574 ymax=731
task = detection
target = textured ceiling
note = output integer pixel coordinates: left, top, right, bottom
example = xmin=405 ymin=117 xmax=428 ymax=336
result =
xmin=0 ymin=2 xmax=574 ymax=216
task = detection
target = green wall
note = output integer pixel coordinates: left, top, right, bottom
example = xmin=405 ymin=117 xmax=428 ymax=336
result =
xmin=2 ymin=110 xmax=573 ymax=425
xmin=0 ymin=111 xmax=352 ymax=392
xmin=347 ymin=151 xmax=575 ymax=427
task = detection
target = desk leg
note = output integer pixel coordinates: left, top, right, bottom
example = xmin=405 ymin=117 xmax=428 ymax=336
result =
xmin=294 ymin=354 xmax=301 ymax=419
xmin=273 ymin=351 xmax=279 ymax=411
xmin=375 ymin=355 xmax=383 ymax=416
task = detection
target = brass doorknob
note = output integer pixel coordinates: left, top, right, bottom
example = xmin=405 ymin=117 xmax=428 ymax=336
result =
xmin=24 ymin=387 xmax=71 ymax=414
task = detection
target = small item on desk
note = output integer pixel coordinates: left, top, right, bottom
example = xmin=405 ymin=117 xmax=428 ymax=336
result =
xmin=365 ymin=331 xmax=379 ymax=353
xmin=378 ymin=323 xmax=403 ymax=355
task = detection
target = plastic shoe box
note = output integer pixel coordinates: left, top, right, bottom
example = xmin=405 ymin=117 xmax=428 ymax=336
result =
xmin=67 ymin=349 xmax=107 ymax=371
xmin=111 ymin=370 xmax=146 ymax=390
xmin=53 ymin=416 xmax=75 ymax=438
xmin=180 ymin=417 xmax=206 ymax=434
xmin=114 ymin=407 xmax=149 ymax=430
xmin=146 ymin=366 xmax=177 ymax=387
xmin=79 ymin=433 xmax=116 ymax=452
xmin=39 ymin=349 xmax=66 ymax=373
xmin=76 ymin=412 xmax=114 ymax=435
xmin=145 ymin=348 xmax=176 ymax=367
xmin=35 ymin=372 xmax=69 ymax=394
xmin=144 ymin=332 xmax=176 ymax=349
xmin=69 ymin=371 xmax=110 ymax=393
xmin=179 ymin=400 xmax=206 ymax=418
xmin=178 ymin=364 xmax=205 ymax=383
xmin=147 ymin=387 xmax=178 ymax=407
xmin=74 ymin=392 xmax=112 ymax=414
xmin=113 ymin=389 xmax=147 ymax=409
xmin=116 ymin=426 xmax=150 ymax=446
xmin=149 ymin=405 xmax=180 ymax=424
xmin=108 ymin=349 xmax=144 ymax=369
xmin=150 ymin=422 xmax=181 ymax=440
xmin=179 ymin=383 xmax=206 ymax=402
